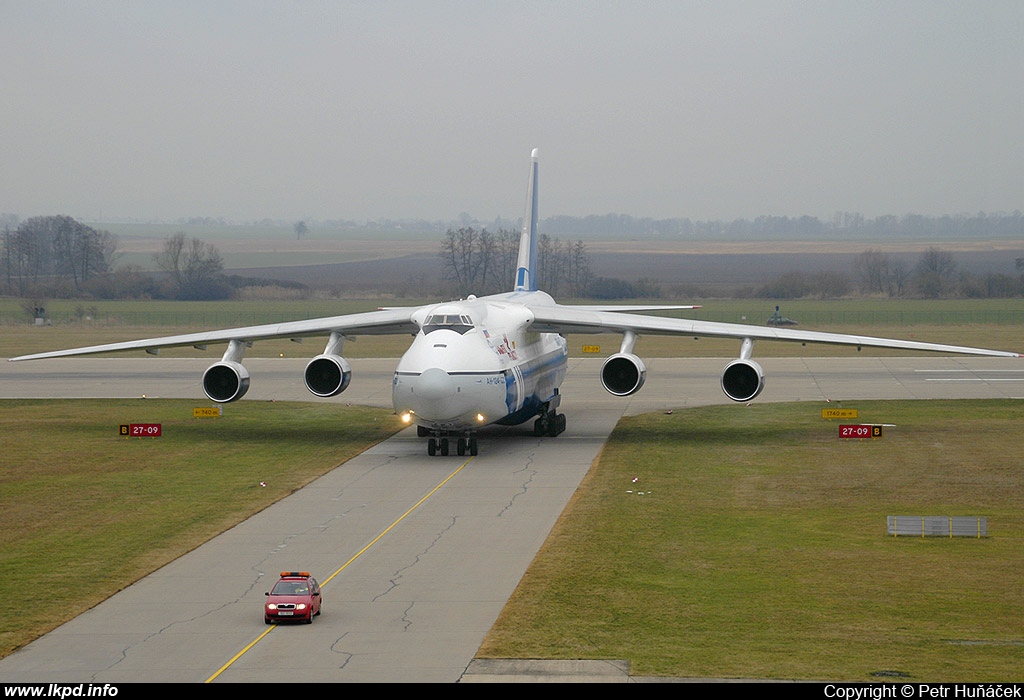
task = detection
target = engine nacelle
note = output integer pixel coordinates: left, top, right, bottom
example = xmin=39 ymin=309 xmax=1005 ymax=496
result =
xmin=601 ymin=353 xmax=647 ymax=396
xmin=304 ymin=354 xmax=352 ymax=397
xmin=721 ymin=358 xmax=765 ymax=402
xmin=203 ymin=361 xmax=251 ymax=403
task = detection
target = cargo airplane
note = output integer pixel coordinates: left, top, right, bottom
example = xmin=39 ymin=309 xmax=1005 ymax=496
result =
xmin=9 ymin=149 xmax=1020 ymax=456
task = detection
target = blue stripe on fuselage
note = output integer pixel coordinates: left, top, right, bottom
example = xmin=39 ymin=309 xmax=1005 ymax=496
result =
xmin=499 ymin=346 xmax=567 ymax=425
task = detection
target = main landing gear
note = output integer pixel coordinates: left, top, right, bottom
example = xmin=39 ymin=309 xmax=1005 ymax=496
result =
xmin=424 ymin=433 xmax=478 ymax=457
xmin=426 ymin=436 xmax=478 ymax=457
xmin=533 ymin=408 xmax=566 ymax=437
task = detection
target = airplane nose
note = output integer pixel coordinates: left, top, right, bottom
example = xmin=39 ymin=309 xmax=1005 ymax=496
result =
xmin=416 ymin=367 xmax=455 ymax=401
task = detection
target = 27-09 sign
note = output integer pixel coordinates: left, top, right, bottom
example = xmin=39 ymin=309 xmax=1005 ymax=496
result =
xmin=839 ymin=424 xmax=883 ymax=439
xmin=120 ymin=423 xmax=162 ymax=437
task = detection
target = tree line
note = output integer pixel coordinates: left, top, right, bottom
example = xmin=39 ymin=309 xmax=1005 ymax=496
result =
xmin=1 ymin=216 xmax=116 ymax=296
xmin=732 ymin=247 xmax=1024 ymax=300
xmin=437 ymin=228 xmax=1024 ymax=301
xmin=1 ymin=216 xmax=231 ymax=301
xmin=541 ymin=211 xmax=1024 ymax=240
xmin=4 ymin=216 xmax=1023 ymax=304
xmin=438 ymin=227 xmax=593 ymax=298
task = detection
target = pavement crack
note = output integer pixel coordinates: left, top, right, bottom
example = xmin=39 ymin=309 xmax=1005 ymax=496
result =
xmin=499 ymin=451 xmax=538 ymax=518
xmin=372 ymin=516 xmax=458 ymax=603
xmin=330 ymin=632 xmax=355 ymax=670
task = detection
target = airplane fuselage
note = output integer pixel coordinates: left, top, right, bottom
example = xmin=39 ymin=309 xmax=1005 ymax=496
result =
xmin=392 ymin=292 xmax=568 ymax=433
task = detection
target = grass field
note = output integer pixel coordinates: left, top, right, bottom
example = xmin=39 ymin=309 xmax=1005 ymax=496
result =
xmin=1 ymin=299 xmax=1022 ymax=678
xmin=478 ymin=400 xmax=1024 ymax=681
xmin=0 ymin=399 xmax=401 ymax=659
xmin=2 ymin=398 xmax=1021 ymax=680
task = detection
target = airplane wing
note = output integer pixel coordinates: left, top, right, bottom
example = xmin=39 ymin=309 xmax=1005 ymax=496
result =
xmin=559 ymin=304 xmax=701 ymax=313
xmin=528 ymin=304 xmax=1021 ymax=358
xmin=8 ymin=307 xmax=420 ymax=362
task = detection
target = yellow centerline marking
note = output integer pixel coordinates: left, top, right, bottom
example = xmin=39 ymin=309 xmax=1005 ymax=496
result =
xmin=206 ymin=455 xmax=475 ymax=683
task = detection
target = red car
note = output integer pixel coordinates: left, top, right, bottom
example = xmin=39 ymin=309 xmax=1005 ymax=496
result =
xmin=264 ymin=571 xmax=322 ymax=624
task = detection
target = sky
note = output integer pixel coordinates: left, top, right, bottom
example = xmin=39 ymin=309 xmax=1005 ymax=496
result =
xmin=2 ymin=1 xmax=1022 ymax=224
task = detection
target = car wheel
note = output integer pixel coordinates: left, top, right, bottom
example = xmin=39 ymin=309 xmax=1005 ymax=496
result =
xmin=265 ymin=617 xmax=272 ymax=625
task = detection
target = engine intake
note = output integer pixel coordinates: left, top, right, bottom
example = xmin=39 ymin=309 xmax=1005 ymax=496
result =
xmin=304 ymin=354 xmax=352 ymax=397
xmin=601 ymin=353 xmax=647 ymax=396
xmin=721 ymin=359 xmax=765 ymax=402
xmin=203 ymin=361 xmax=250 ymax=403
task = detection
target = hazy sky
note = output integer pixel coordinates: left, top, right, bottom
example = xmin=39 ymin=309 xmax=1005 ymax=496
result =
xmin=2 ymin=1 xmax=1021 ymax=224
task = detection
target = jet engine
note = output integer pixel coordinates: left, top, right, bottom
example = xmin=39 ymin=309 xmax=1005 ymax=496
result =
xmin=601 ymin=352 xmax=647 ymax=396
xmin=304 ymin=354 xmax=352 ymax=397
xmin=720 ymin=358 xmax=765 ymax=402
xmin=203 ymin=361 xmax=250 ymax=403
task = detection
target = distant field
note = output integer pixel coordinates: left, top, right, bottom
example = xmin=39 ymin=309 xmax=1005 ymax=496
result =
xmin=99 ymin=221 xmax=440 ymax=270
xmin=87 ymin=221 xmax=1024 ymax=289
xmin=230 ymin=249 xmax=1024 ymax=294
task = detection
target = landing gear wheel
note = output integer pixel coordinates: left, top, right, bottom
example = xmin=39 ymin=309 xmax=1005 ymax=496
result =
xmin=547 ymin=414 xmax=559 ymax=437
xmin=440 ymin=438 xmax=450 ymax=456
xmin=457 ymin=437 xmax=466 ymax=456
xmin=536 ymin=409 xmax=566 ymax=437
xmin=427 ymin=438 xmax=437 ymax=456
xmin=469 ymin=437 xmax=478 ymax=456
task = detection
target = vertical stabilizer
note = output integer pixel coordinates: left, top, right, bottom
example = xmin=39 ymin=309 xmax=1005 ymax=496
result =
xmin=514 ymin=148 xmax=540 ymax=292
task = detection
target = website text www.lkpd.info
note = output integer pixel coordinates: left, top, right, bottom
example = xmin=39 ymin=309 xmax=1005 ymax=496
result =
xmin=4 ymin=686 xmax=117 ymax=698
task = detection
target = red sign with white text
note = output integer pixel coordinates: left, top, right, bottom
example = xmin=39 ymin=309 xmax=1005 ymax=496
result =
xmin=838 ymin=424 xmax=882 ymax=439
xmin=120 ymin=423 xmax=162 ymax=437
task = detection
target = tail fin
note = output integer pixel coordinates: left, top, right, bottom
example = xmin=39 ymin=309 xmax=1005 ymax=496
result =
xmin=513 ymin=148 xmax=540 ymax=292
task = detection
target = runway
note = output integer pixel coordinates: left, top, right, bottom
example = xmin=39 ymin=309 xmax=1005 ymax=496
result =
xmin=1 ymin=355 xmax=1022 ymax=682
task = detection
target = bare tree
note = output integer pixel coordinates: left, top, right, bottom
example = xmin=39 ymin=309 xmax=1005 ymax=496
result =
xmin=567 ymin=239 xmax=592 ymax=297
xmin=914 ymin=247 xmax=957 ymax=298
xmin=154 ymin=232 xmax=226 ymax=299
xmin=439 ymin=227 xmax=591 ymax=298
xmin=854 ymin=249 xmax=891 ymax=296
xmin=1 ymin=216 xmax=115 ymax=296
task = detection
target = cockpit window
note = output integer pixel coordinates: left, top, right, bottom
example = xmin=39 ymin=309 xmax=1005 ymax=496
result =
xmin=423 ymin=314 xmax=474 ymax=335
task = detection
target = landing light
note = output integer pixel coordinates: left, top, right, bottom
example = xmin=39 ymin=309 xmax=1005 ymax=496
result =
xmin=476 ymin=413 xmax=486 ymax=423
xmin=401 ymin=412 xmax=413 ymax=424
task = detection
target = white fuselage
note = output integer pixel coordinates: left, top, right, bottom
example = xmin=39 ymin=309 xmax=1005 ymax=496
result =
xmin=392 ymin=292 xmax=568 ymax=432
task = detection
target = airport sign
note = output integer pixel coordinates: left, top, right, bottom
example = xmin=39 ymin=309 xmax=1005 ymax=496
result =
xmin=838 ymin=424 xmax=883 ymax=439
xmin=120 ymin=423 xmax=162 ymax=437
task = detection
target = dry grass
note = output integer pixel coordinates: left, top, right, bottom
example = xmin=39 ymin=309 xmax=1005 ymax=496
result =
xmin=479 ymin=400 xmax=1024 ymax=681
xmin=0 ymin=399 xmax=401 ymax=658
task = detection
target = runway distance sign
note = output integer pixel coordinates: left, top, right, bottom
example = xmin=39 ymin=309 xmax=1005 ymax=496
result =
xmin=120 ymin=423 xmax=162 ymax=437
xmin=839 ymin=424 xmax=883 ymax=439
xmin=822 ymin=408 xmax=858 ymax=420
xmin=193 ymin=407 xmax=222 ymax=418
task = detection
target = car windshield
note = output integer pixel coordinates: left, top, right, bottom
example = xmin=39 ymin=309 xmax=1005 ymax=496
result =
xmin=271 ymin=581 xmax=309 ymax=595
